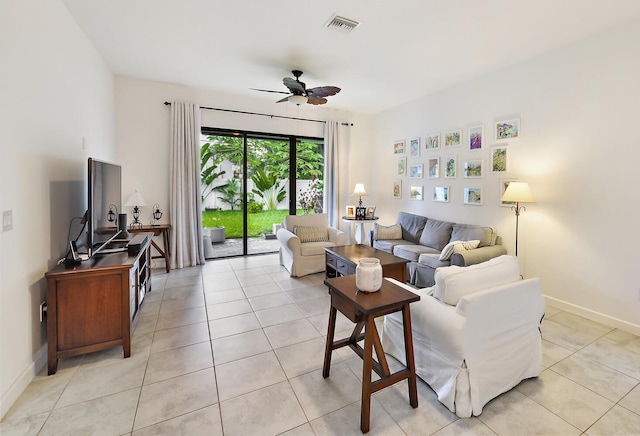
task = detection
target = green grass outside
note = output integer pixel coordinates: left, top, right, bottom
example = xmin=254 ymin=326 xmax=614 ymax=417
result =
xmin=202 ymin=209 xmax=303 ymax=238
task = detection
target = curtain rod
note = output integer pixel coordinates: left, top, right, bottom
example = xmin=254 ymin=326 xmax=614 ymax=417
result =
xmin=163 ymin=101 xmax=352 ymax=126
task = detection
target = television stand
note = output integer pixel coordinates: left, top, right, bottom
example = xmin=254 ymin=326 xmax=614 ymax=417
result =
xmin=45 ymin=234 xmax=152 ymax=375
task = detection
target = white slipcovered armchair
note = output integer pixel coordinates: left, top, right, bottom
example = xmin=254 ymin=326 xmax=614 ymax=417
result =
xmin=277 ymin=213 xmax=347 ymax=277
xmin=382 ymin=255 xmax=545 ymax=418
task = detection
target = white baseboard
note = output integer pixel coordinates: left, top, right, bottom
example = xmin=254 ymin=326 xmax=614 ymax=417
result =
xmin=543 ymin=295 xmax=640 ymax=336
xmin=1 ymin=345 xmax=47 ymax=420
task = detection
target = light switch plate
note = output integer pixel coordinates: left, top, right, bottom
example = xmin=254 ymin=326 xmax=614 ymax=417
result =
xmin=3 ymin=210 xmax=13 ymax=231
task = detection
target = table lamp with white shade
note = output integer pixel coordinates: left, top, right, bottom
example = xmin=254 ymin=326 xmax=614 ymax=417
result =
xmin=352 ymin=184 xmax=367 ymax=219
xmin=124 ymin=190 xmax=146 ymax=229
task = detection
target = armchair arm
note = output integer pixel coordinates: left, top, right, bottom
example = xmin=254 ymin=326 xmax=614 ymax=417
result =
xmin=450 ymin=245 xmax=507 ymax=267
xmin=328 ymin=227 xmax=347 ymax=245
xmin=276 ymin=228 xmax=301 ymax=255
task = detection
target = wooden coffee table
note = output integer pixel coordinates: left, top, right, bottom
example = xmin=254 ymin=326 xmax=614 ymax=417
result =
xmin=324 ymin=244 xmax=409 ymax=283
xmin=323 ymin=275 xmax=420 ymax=433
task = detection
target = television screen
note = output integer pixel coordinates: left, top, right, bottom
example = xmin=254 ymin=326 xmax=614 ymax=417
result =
xmin=88 ymin=158 xmax=122 ymax=256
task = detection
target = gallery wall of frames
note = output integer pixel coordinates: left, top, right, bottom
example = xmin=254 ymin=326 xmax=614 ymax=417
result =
xmin=392 ymin=117 xmax=520 ymax=208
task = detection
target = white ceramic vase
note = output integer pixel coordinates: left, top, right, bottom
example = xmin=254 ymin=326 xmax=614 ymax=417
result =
xmin=356 ymin=257 xmax=383 ymax=292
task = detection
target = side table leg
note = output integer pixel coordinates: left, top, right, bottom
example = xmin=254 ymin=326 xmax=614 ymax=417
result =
xmin=361 ymin=315 xmax=375 ymax=433
xmin=402 ymin=305 xmax=418 ymax=408
xmin=322 ymin=306 xmax=337 ymax=378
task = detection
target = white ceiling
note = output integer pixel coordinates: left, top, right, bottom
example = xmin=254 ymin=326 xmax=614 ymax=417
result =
xmin=62 ymin=0 xmax=640 ymax=114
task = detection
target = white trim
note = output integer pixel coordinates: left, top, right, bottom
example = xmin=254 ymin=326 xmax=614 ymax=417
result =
xmin=543 ymin=295 xmax=640 ymax=336
xmin=1 ymin=345 xmax=47 ymax=419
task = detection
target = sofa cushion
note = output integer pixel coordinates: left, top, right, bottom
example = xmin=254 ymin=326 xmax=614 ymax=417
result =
xmin=294 ymin=225 xmax=329 ymax=243
xmin=393 ymin=244 xmax=440 ymax=262
xmin=419 ymin=218 xmax=454 ymax=250
xmin=451 ymin=224 xmax=495 ymax=247
xmin=373 ymin=239 xmax=412 ymax=253
xmin=396 ymin=212 xmax=428 ymax=243
xmin=373 ymin=223 xmax=402 ymax=240
xmin=439 ymin=240 xmax=481 ymax=261
xmin=418 ymin=253 xmax=451 ymax=269
xmin=433 ymin=255 xmax=521 ymax=305
xmin=300 ymin=241 xmax=336 ymax=256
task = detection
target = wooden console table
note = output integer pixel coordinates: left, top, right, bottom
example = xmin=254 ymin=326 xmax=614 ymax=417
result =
xmin=128 ymin=224 xmax=171 ymax=273
xmin=323 ymin=275 xmax=420 ymax=433
xmin=45 ymin=235 xmax=152 ymax=375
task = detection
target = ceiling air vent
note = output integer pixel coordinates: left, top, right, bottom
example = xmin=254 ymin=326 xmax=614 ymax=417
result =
xmin=325 ymin=14 xmax=360 ymax=33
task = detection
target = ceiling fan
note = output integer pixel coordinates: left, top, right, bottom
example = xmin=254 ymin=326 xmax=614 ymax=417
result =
xmin=251 ymin=70 xmax=341 ymax=105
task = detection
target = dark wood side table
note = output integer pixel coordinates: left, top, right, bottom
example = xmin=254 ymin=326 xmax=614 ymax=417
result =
xmin=323 ymin=275 xmax=420 ymax=433
xmin=324 ymin=244 xmax=409 ymax=283
xmin=128 ymin=224 xmax=171 ymax=273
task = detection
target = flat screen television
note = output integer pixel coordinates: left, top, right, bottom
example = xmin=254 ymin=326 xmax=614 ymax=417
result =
xmin=87 ymin=158 xmax=122 ymax=257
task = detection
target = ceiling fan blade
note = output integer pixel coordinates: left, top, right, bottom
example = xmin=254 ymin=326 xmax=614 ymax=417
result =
xmin=307 ymin=96 xmax=328 ymax=105
xmin=283 ymin=77 xmax=306 ymax=94
xmin=276 ymin=96 xmax=291 ymax=103
xmin=307 ymin=86 xmax=341 ymax=98
xmin=250 ymin=88 xmax=290 ymax=95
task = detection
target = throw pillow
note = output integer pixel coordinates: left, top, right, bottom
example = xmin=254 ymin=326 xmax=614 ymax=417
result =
xmin=438 ymin=240 xmax=480 ymax=261
xmin=433 ymin=255 xmax=521 ymax=305
xmin=373 ymin=223 xmax=402 ymax=240
xmin=294 ymin=225 xmax=329 ymax=243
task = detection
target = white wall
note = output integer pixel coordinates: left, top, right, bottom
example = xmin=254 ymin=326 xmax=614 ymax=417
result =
xmin=0 ymin=0 xmax=115 ymax=418
xmin=114 ymin=76 xmax=373 ymax=238
xmin=368 ymin=20 xmax=640 ymax=334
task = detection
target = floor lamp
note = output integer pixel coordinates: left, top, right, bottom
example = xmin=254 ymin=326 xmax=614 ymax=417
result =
xmin=501 ymin=182 xmax=535 ymax=256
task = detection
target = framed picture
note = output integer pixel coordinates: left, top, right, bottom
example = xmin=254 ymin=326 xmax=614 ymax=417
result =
xmin=464 ymin=160 xmax=483 ymax=178
xmin=409 ymin=163 xmax=424 ymax=178
xmin=444 ymin=155 xmax=457 ymax=178
xmin=500 ymin=178 xmax=518 ymax=207
xmin=410 ymin=186 xmax=423 ymax=200
xmin=433 ymin=186 xmax=450 ymax=203
xmin=397 ymin=157 xmax=407 ymax=176
xmin=346 ymin=205 xmax=355 ymax=218
xmin=428 ymin=157 xmax=440 ymax=178
xmin=469 ymin=125 xmax=484 ymax=151
xmin=443 ymin=129 xmax=462 ymax=147
xmin=393 ymin=179 xmax=402 ymax=199
xmin=425 ymin=133 xmax=440 ymax=150
xmin=410 ymin=137 xmax=420 ymax=157
xmin=495 ymin=118 xmax=520 ymax=140
xmin=366 ymin=206 xmax=376 ymax=219
xmin=463 ymin=188 xmax=483 ymax=205
xmin=491 ymin=146 xmax=508 ymax=172
xmin=394 ymin=139 xmax=406 ymax=154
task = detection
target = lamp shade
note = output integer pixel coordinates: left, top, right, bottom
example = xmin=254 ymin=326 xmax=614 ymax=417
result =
xmin=124 ymin=190 xmax=147 ymax=207
xmin=352 ymin=184 xmax=368 ymax=197
xmin=289 ymin=95 xmax=308 ymax=106
xmin=501 ymin=182 xmax=535 ymax=203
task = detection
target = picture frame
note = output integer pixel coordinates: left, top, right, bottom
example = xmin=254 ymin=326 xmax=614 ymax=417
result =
xmin=346 ymin=205 xmax=356 ymax=218
xmin=495 ymin=118 xmax=520 ymax=140
xmin=409 ymin=186 xmax=423 ymax=200
xmin=394 ymin=139 xmax=406 ymax=154
xmin=443 ymin=129 xmax=462 ymax=147
xmin=500 ymin=178 xmax=518 ymax=207
xmin=409 ymin=163 xmax=424 ymax=178
xmin=463 ymin=188 xmax=483 ymax=205
xmin=463 ymin=160 xmax=483 ymax=178
xmin=428 ymin=157 xmax=440 ymax=178
xmin=410 ymin=137 xmax=420 ymax=157
xmin=469 ymin=125 xmax=484 ymax=151
xmin=397 ymin=157 xmax=407 ymax=176
xmin=433 ymin=186 xmax=450 ymax=203
xmin=444 ymin=155 xmax=457 ymax=178
xmin=393 ymin=179 xmax=402 ymax=199
xmin=366 ymin=206 xmax=376 ymax=219
xmin=491 ymin=146 xmax=508 ymax=173
xmin=425 ymin=133 xmax=440 ymax=150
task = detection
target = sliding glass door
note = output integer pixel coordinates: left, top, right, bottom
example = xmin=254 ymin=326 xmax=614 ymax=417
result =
xmin=200 ymin=129 xmax=324 ymax=258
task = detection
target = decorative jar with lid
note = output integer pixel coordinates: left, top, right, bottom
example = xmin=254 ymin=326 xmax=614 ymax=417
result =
xmin=356 ymin=257 xmax=383 ymax=292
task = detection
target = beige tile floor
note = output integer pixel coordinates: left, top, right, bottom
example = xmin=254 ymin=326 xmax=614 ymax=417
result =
xmin=2 ymin=253 xmax=640 ymax=435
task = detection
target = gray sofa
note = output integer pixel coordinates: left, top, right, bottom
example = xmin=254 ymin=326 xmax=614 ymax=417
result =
xmin=369 ymin=211 xmax=507 ymax=287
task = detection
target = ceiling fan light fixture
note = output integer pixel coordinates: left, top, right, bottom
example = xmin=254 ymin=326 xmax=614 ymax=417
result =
xmin=289 ymin=95 xmax=308 ymax=106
